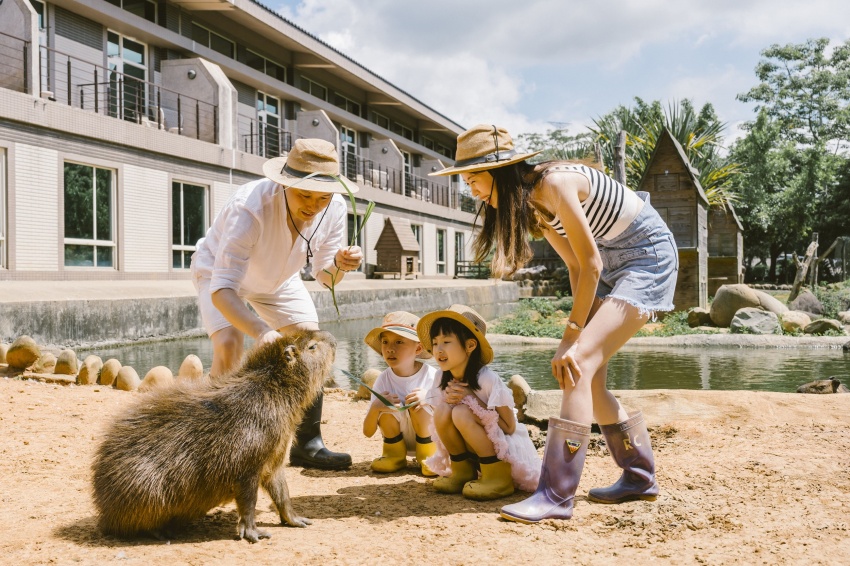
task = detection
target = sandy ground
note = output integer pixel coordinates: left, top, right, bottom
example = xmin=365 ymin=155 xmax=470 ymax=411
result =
xmin=2 ymin=370 xmax=850 ymax=566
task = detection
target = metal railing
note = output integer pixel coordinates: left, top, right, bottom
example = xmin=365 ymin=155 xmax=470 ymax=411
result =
xmin=237 ymin=116 xmax=292 ymax=158
xmin=37 ymin=44 xmax=217 ymax=143
xmin=0 ymin=31 xmax=29 ymax=94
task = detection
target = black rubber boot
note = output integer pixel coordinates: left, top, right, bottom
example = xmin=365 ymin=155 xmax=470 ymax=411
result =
xmin=289 ymin=392 xmax=352 ymax=470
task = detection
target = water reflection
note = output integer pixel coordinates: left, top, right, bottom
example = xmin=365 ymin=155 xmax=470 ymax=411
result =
xmin=79 ymin=305 xmax=849 ymax=394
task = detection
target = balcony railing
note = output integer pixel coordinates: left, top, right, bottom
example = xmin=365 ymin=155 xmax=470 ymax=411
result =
xmin=237 ymin=116 xmax=292 ymax=158
xmin=36 ymin=44 xmax=217 ymax=143
xmin=0 ymin=31 xmax=29 ymax=94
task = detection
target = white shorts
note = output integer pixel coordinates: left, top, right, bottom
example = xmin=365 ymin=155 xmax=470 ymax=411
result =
xmin=193 ymin=275 xmax=318 ymax=336
xmin=382 ymin=405 xmax=435 ymax=455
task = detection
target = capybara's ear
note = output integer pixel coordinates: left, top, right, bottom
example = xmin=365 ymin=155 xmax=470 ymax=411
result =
xmin=833 ymin=379 xmax=842 ymax=393
xmin=284 ymin=344 xmax=297 ymax=364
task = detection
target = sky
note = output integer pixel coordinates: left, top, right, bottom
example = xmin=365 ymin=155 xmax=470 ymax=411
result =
xmin=272 ymin=0 xmax=850 ymax=148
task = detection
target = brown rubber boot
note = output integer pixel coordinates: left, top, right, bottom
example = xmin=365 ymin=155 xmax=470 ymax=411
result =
xmin=587 ymin=411 xmax=659 ymax=504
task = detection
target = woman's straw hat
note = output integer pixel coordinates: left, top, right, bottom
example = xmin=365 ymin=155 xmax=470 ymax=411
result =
xmin=429 ymin=124 xmax=540 ymax=177
xmin=416 ymin=304 xmax=493 ymax=365
xmin=364 ymin=311 xmax=432 ymax=359
xmin=262 ymin=138 xmax=359 ymax=193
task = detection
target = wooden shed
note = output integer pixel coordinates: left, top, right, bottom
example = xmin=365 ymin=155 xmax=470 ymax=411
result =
xmin=637 ymin=128 xmax=709 ymax=310
xmin=373 ymin=217 xmax=421 ymax=279
xmin=707 ymin=203 xmax=744 ymax=297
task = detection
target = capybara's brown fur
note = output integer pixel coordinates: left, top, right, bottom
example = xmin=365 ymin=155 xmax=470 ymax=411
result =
xmin=796 ymin=378 xmax=850 ymax=394
xmin=91 ymin=330 xmax=337 ymax=542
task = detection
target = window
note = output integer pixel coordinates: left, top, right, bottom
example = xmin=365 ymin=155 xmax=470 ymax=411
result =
xmin=107 ymin=31 xmax=147 ymax=122
xmin=246 ymin=50 xmax=286 ymax=82
xmin=172 ymin=181 xmax=208 ymax=269
xmin=411 ymin=224 xmax=421 ymax=246
xmin=301 ymin=77 xmax=327 ymax=101
xmin=191 ymin=23 xmax=234 ymax=58
xmin=455 ymin=232 xmax=464 ymax=263
xmin=29 ymin=0 xmax=46 ymax=30
xmin=63 ymin=162 xmax=115 ymax=268
xmin=106 ymin=0 xmax=157 ymax=23
xmin=257 ymin=91 xmax=282 ymax=158
xmin=339 ymin=126 xmax=358 ymax=179
xmin=392 ymin=121 xmax=414 ymax=141
xmin=436 ymin=229 xmax=446 ymax=274
xmin=333 ymin=92 xmax=361 ymax=116
xmin=422 ymin=136 xmax=435 ymax=151
xmin=371 ymin=111 xmax=390 ymax=130
xmin=0 ymin=149 xmax=6 ymax=269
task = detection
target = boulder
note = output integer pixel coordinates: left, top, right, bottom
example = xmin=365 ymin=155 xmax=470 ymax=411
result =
xmin=54 ymin=349 xmax=79 ymax=375
xmin=353 ymin=367 xmax=381 ymax=401
xmin=115 ymin=366 xmax=140 ymax=391
xmin=754 ymin=290 xmax=789 ymax=317
xmin=803 ymin=318 xmax=843 ymax=335
xmin=177 ymin=354 xmax=204 ymax=380
xmin=77 ymin=355 xmax=103 ymax=385
xmin=0 ymin=343 xmax=7 ymax=364
xmin=139 ymin=366 xmax=175 ymax=393
xmin=687 ymin=307 xmax=712 ymax=328
xmin=99 ymin=358 xmax=122 ymax=386
xmin=789 ymin=289 xmax=824 ymax=315
xmin=796 ymin=378 xmax=850 ymax=394
xmin=710 ymin=284 xmax=787 ymax=327
xmin=844 ymin=341 xmax=850 ymax=352
xmin=6 ymin=336 xmax=40 ymax=369
xmin=31 ymin=352 xmax=57 ymax=374
xmin=780 ymin=311 xmax=812 ymax=333
xmin=838 ymin=311 xmax=850 ymax=325
xmin=730 ymin=308 xmax=782 ymax=335
xmin=507 ymin=374 xmax=531 ymax=421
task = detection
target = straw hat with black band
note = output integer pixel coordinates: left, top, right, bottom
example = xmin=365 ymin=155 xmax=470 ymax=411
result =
xmin=262 ymin=138 xmax=359 ymax=194
xmin=428 ymin=124 xmax=541 ymax=177
xmin=364 ymin=311 xmax=432 ymax=360
xmin=416 ymin=304 xmax=493 ymax=365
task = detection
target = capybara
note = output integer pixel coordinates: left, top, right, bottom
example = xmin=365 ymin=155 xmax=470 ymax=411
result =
xmin=91 ymin=330 xmax=337 ymax=542
xmin=796 ymin=378 xmax=850 ymax=394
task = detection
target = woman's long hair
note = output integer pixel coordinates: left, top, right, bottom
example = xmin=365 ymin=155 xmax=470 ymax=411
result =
xmin=429 ymin=317 xmax=484 ymax=391
xmin=471 ymin=161 xmax=547 ymax=278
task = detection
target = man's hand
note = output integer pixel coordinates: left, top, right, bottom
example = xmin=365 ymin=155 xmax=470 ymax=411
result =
xmin=335 ymin=246 xmax=363 ymax=272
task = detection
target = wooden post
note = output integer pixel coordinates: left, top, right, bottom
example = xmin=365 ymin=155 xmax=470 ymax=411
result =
xmin=613 ymin=130 xmax=627 ymax=185
xmin=810 ymin=232 xmax=819 ymax=288
xmin=789 ymin=234 xmax=819 ymax=302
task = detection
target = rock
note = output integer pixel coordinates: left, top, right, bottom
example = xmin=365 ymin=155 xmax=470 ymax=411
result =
xmin=512 ymin=265 xmax=547 ymax=281
xmin=353 ymin=367 xmax=381 ymax=401
xmin=789 ymin=289 xmax=824 ymax=315
xmin=99 ymin=359 xmax=122 ymax=386
xmin=803 ymin=318 xmax=843 ymax=335
xmin=31 ymin=352 xmax=57 ymax=374
xmin=730 ymin=308 xmax=782 ymax=335
xmin=77 ymin=355 xmax=103 ymax=385
xmin=754 ymin=290 xmax=789 ymax=316
xmin=6 ymin=336 xmax=41 ymax=369
xmin=838 ymin=311 xmax=850 ymax=325
xmin=710 ymin=284 xmax=787 ymax=327
xmin=844 ymin=341 xmax=850 ymax=352
xmin=687 ymin=307 xmax=712 ymax=328
xmin=138 ymin=366 xmax=175 ymax=393
xmin=796 ymin=378 xmax=850 ymax=394
xmin=780 ymin=311 xmax=812 ymax=333
xmin=0 ymin=343 xmax=7 ymax=364
xmin=177 ymin=354 xmax=204 ymax=380
xmin=115 ymin=366 xmax=140 ymax=391
xmin=507 ymin=374 xmax=531 ymax=421
xmin=54 ymin=349 xmax=79 ymax=375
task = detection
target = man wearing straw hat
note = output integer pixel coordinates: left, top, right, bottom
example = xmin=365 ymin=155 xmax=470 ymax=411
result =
xmin=190 ymin=138 xmax=362 ymax=470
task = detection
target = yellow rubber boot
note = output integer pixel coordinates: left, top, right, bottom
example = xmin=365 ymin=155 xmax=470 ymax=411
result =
xmin=463 ymin=458 xmax=514 ymax=501
xmin=433 ymin=453 xmax=478 ymax=494
xmin=415 ymin=435 xmax=437 ymax=477
xmin=371 ymin=434 xmax=407 ymax=473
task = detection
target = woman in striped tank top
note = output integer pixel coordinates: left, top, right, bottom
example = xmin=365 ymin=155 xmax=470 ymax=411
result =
xmin=431 ymin=124 xmax=678 ymax=524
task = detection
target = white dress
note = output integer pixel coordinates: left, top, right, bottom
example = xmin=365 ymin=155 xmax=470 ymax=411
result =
xmin=371 ymin=364 xmax=438 ymax=453
xmin=425 ymin=366 xmax=540 ymax=492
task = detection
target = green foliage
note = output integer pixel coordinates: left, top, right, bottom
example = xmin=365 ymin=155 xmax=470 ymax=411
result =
xmin=633 ymin=311 xmax=704 ymax=338
xmin=490 ymin=297 xmax=574 ymax=338
xmin=516 ymin=130 xmax=596 ymax=162
xmin=815 ymin=282 xmax=850 ymax=318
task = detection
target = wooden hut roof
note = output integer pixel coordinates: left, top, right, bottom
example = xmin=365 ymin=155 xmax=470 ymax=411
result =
xmin=375 ymin=217 xmax=421 ymax=253
xmin=640 ymin=128 xmax=710 ymax=207
xmin=713 ymin=201 xmax=744 ymax=231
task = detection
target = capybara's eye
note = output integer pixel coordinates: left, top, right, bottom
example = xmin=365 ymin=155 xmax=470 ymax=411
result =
xmin=308 ymin=343 xmax=317 ymax=350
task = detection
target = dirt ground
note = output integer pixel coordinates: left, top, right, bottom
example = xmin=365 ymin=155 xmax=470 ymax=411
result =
xmin=1 ymin=374 xmax=849 ymax=566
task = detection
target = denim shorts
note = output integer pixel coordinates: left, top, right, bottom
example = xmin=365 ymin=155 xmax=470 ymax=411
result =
xmin=595 ymin=192 xmax=678 ymax=317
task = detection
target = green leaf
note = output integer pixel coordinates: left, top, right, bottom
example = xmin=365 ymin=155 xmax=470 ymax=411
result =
xmin=338 ymin=368 xmax=420 ymax=411
xmin=322 ymin=268 xmax=341 ymax=319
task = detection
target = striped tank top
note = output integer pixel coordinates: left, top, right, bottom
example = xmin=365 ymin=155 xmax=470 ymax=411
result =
xmin=541 ymin=164 xmax=643 ymax=241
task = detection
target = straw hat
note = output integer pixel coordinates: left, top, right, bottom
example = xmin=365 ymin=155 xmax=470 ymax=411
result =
xmin=416 ymin=304 xmax=493 ymax=365
xmin=262 ymin=138 xmax=359 ymax=193
xmin=364 ymin=311 xmax=432 ymax=359
xmin=428 ymin=124 xmax=541 ymax=177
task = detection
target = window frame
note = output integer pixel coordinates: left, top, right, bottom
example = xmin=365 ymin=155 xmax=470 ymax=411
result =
xmin=301 ymin=76 xmax=328 ymax=101
xmin=62 ymin=161 xmax=117 ymax=269
xmin=171 ymin=180 xmax=209 ymax=270
xmin=333 ymin=92 xmax=361 ymax=117
xmin=0 ymin=148 xmax=6 ymax=269
xmin=436 ymin=229 xmax=446 ymax=274
xmin=246 ymin=48 xmax=286 ymax=82
xmin=191 ymin=22 xmax=235 ymax=59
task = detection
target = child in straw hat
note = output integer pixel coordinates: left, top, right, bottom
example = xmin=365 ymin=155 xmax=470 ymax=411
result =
xmin=417 ymin=304 xmax=540 ymax=501
xmin=362 ymin=311 xmax=439 ymax=475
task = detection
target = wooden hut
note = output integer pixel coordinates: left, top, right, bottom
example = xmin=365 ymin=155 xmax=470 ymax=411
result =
xmin=637 ymin=128 xmax=709 ymax=310
xmin=707 ymin=203 xmax=744 ymax=297
xmin=373 ymin=217 xmax=421 ymax=279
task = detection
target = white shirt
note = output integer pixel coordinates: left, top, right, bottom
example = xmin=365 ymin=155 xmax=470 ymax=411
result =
xmin=191 ymin=178 xmax=346 ymax=295
xmin=372 ymin=363 xmax=439 ymax=406
xmin=427 ymin=366 xmax=515 ymax=410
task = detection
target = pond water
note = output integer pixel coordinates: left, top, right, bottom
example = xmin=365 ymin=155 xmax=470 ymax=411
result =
xmin=78 ymin=303 xmax=850 ymax=393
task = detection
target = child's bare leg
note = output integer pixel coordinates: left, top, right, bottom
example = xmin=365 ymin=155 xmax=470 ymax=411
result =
xmin=450 ymin=404 xmax=495 ymax=457
xmin=433 ymin=403 xmax=466 ymax=454
xmin=409 ymin=406 xmax=432 ymax=437
xmin=377 ymin=413 xmax=401 ymax=437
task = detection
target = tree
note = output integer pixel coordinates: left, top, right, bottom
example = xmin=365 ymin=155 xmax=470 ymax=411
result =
xmin=516 ymin=129 xmax=596 ymax=162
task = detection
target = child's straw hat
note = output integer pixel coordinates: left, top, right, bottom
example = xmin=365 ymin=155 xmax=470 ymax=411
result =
xmin=364 ymin=311 xmax=432 ymax=359
xmin=416 ymin=304 xmax=493 ymax=365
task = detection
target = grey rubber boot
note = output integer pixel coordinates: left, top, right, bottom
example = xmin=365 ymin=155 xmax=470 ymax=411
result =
xmin=587 ymin=411 xmax=658 ymax=503
xmin=500 ymin=417 xmax=590 ymax=523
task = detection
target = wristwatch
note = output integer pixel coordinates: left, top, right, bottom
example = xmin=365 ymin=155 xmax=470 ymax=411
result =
xmin=566 ymin=319 xmax=584 ymax=332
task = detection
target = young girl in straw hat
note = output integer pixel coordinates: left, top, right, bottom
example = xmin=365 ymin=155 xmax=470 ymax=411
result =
xmin=417 ymin=304 xmax=540 ymax=501
xmin=431 ymin=125 xmax=678 ymax=522
xmin=362 ymin=311 xmax=439 ymax=476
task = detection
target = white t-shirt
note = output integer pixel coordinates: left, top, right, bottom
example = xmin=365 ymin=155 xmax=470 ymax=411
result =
xmin=427 ymin=366 xmax=515 ymax=410
xmin=191 ymin=178 xmax=346 ymax=296
xmin=372 ymin=363 xmax=438 ymax=406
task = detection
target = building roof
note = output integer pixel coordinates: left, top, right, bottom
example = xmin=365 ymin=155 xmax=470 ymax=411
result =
xmin=376 ymin=217 xmax=421 ymax=253
xmin=641 ymin=128 xmax=711 ymax=207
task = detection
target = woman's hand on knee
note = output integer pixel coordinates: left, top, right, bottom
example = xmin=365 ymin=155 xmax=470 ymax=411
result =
xmin=552 ymin=340 xmax=582 ymax=389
